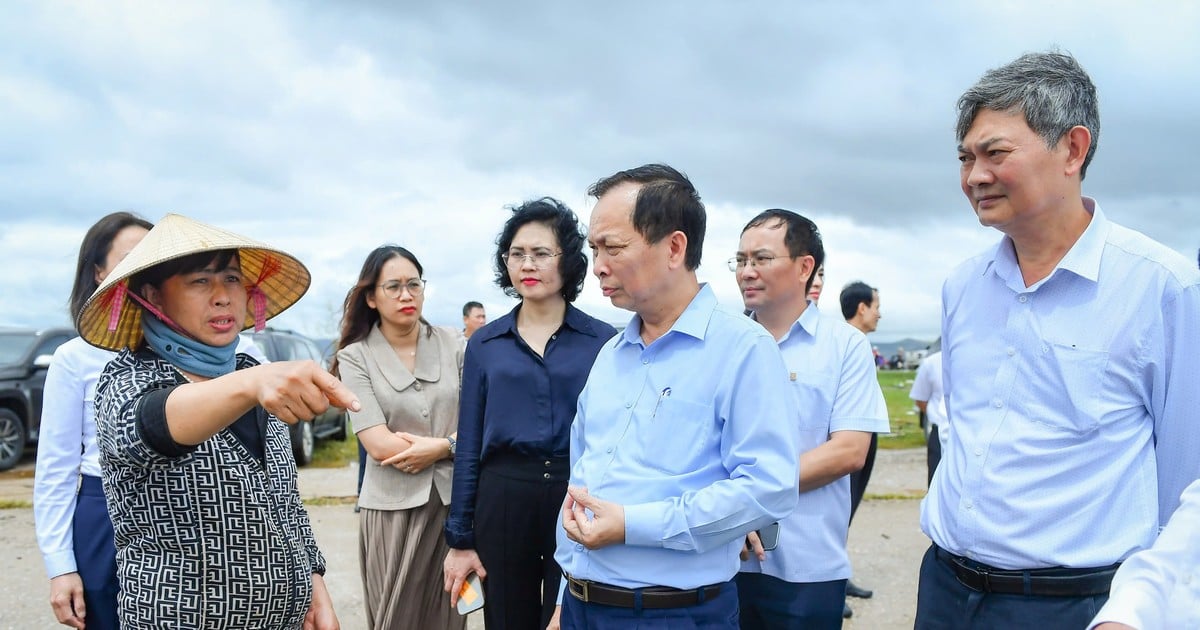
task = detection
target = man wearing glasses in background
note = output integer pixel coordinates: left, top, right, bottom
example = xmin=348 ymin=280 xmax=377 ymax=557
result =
xmin=732 ymin=209 xmax=889 ymax=629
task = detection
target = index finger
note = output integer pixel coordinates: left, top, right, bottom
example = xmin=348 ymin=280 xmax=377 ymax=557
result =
xmin=315 ymin=369 xmax=362 ymax=412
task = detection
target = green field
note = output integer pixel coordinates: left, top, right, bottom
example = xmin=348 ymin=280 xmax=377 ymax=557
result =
xmin=311 ymin=429 xmax=360 ymax=468
xmin=876 ymin=369 xmax=925 ymax=449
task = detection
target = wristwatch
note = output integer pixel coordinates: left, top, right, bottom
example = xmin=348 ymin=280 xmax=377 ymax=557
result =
xmin=446 ymin=436 xmax=457 ymax=458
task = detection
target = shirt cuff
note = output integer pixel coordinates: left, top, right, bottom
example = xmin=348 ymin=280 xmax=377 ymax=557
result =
xmin=623 ymin=501 xmax=668 ymax=548
xmin=43 ymin=550 xmax=78 ymax=579
xmin=443 ymin=519 xmax=476 ymax=549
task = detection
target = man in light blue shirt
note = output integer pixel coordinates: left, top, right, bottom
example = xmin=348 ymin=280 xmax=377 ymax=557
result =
xmin=732 ymin=209 xmax=889 ymax=629
xmin=553 ymin=164 xmax=800 ymax=629
xmin=916 ymin=51 xmax=1200 ymax=629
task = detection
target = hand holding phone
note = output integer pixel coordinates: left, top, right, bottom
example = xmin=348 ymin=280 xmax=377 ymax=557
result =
xmin=456 ymin=572 xmax=485 ymax=615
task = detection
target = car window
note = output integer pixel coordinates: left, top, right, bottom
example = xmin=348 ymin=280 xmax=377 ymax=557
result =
xmin=0 ymin=333 xmax=37 ymax=366
xmin=34 ymin=335 xmax=74 ymax=359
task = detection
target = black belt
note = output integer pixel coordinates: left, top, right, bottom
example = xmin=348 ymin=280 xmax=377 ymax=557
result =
xmin=935 ymin=546 xmax=1119 ymax=597
xmin=564 ymin=574 xmax=722 ymax=609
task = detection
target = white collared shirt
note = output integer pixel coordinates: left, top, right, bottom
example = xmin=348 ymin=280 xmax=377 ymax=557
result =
xmin=741 ymin=302 xmax=890 ymax=582
xmin=922 ymin=198 xmax=1200 ymax=569
xmin=1088 ymin=478 xmax=1200 ymax=629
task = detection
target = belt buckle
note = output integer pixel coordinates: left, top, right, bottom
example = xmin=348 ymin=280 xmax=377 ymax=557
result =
xmin=569 ymin=577 xmax=590 ymax=603
xmin=978 ymin=568 xmax=991 ymax=592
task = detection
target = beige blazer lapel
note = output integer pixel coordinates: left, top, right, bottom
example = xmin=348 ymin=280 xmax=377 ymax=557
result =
xmin=365 ymin=324 xmax=443 ymax=392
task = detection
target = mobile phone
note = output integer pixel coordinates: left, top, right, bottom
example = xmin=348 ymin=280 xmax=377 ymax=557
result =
xmin=757 ymin=522 xmax=780 ymax=551
xmin=456 ymin=572 xmax=485 ymax=615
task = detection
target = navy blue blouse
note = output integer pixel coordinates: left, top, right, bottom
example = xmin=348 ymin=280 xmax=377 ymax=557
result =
xmin=444 ymin=303 xmax=616 ymax=549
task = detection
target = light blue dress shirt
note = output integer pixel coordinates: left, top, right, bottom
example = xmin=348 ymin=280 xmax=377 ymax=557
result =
xmin=922 ymin=199 xmax=1200 ymax=570
xmin=740 ymin=303 xmax=890 ymax=583
xmin=555 ymin=284 xmax=800 ymax=590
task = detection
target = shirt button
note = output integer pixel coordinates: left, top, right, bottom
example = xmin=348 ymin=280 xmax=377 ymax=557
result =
xmin=625 ymin=402 xmax=632 ymax=409
xmin=1018 ymin=295 xmax=1028 ymax=303
xmin=543 ymin=473 xmax=551 ymax=479
xmin=974 ymin=448 xmax=983 ymax=456
xmin=1006 ymin=347 xmax=1016 ymax=356
xmin=414 ymin=383 xmax=422 ymax=391
xmin=993 ymin=399 xmax=1003 ymax=408
xmin=965 ymin=502 xmax=973 ymax=510
xmin=421 ymin=409 xmax=429 ymax=417
xmin=606 ymin=447 xmax=613 ymax=454
xmin=544 ymin=460 xmax=552 ymax=467
xmin=642 ymin=359 xmax=649 ymax=365
xmin=576 ymin=544 xmax=584 ymax=551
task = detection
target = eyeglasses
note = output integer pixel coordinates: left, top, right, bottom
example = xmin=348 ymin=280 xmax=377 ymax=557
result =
xmin=377 ymin=279 xmax=425 ymax=299
xmin=728 ymin=254 xmax=778 ymax=272
xmin=502 ymin=250 xmax=563 ymax=268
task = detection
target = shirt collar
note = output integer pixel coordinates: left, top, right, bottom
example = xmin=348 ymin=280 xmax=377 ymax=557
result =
xmin=985 ymin=197 xmax=1108 ymax=289
xmin=366 ymin=323 xmax=442 ymax=391
xmin=476 ymin=302 xmax=604 ymax=344
xmin=749 ymin=299 xmax=818 ymax=345
xmin=617 ymin=283 xmax=717 ymax=348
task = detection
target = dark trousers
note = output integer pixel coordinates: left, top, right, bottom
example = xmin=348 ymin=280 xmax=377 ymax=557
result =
xmin=926 ymin=424 xmax=941 ymax=487
xmin=736 ymin=572 xmax=845 ymax=630
xmin=357 ymin=441 xmax=367 ymax=495
xmin=848 ymin=433 xmax=877 ymax=521
xmin=562 ymin=579 xmax=739 ymax=629
xmin=474 ymin=454 xmax=568 ymax=630
xmin=914 ymin=545 xmax=1108 ymax=629
xmin=75 ymin=475 xmax=120 ymax=630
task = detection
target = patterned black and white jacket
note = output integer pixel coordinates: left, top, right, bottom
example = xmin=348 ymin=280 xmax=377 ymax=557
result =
xmin=95 ymin=348 xmax=326 ymax=630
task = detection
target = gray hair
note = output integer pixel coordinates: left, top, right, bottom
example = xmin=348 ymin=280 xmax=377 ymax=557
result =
xmin=956 ymin=51 xmax=1100 ymax=179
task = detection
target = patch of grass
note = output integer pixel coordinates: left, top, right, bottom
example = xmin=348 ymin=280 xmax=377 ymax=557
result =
xmin=876 ymin=369 xmax=927 ymax=450
xmin=864 ymin=492 xmax=926 ymax=501
xmin=0 ymin=499 xmax=32 ymax=510
xmin=303 ymin=496 xmax=358 ymax=507
xmin=310 ymin=429 xmax=360 ymax=468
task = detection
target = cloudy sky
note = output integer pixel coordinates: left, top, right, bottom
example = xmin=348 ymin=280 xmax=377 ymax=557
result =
xmin=2 ymin=1 xmax=1197 ymax=343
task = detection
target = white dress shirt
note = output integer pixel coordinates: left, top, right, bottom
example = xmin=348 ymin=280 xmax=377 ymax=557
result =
xmin=741 ymin=303 xmax=890 ymax=583
xmin=1089 ymin=478 xmax=1200 ymax=629
xmin=910 ymin=351 xmax=947 ymax=448
xmin=922 ymin=199 xmax=1200 ymax=569
xmin=34 ymin=338 xmax=110 ymax=578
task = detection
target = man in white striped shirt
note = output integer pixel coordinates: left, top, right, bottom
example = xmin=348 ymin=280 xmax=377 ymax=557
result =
xmin=915 ymin=50 xmax=1200 ymax=629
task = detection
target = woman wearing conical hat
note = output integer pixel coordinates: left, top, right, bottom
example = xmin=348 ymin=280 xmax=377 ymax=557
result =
xmin=78 ymin=213 xmax=360 ymax=630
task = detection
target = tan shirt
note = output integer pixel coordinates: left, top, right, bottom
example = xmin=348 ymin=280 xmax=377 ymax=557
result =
xmin=338 ymin=324 xmax=463 ymax=510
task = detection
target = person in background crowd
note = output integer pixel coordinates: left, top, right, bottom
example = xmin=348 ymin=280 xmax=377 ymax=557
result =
xmin=35 ymin=211 xmax=152 ymax=630
xmin=461 ymin=301 xmax=486 ymax=341
xmin=909 ymin=341 xmax=946 ymax=486
xmin=839 ymin=279 xmax=883 ymax=602
xmin=916 ymin=51 xmax=1200 ymax=628
xmin=83 ymin=213 xmax=349 ymax=629
xmin=443 ymin=198 xmax=615 ymax=630
xmin=733 ymin=209 xmax=889 ymax=628
xmin=807 ymin=263 xmax=825 ymax=303
xmin=333 ymin=245 xmax=465 ymax=630
xmin=554 ymin=163 xmax=799 ymax=628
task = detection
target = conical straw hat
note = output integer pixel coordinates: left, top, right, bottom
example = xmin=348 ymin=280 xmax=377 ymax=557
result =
xmin=76 ymin=213 xmax=311 ymax=350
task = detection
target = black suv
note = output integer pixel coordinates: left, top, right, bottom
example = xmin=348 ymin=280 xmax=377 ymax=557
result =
xmin=249 ymin=328 xmax=347 ymax=465
xmin=0 ymin=327 xmax=78 ymax=471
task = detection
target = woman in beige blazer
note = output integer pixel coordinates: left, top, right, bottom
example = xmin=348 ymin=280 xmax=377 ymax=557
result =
xmin=333 ymin=245 xmax=465 ymax=630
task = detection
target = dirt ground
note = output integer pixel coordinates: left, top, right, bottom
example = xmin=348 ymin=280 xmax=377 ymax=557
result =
xmin=0 ymin=448 xmax=929 ymax=629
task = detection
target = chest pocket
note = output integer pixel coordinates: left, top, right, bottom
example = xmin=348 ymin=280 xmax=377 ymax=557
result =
xmin=790 ymin=370 xmax=832 ymax=431
xmin=1027 ymin=341 xmax=1109 ymax=435
xmin=638 ymin=397 xmax=719 ymax=475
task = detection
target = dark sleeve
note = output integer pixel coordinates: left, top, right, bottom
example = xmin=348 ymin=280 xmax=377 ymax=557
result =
xmin=135 ymin=386 xmax=200 ymax=459
xmin=445 ymin=336 xmax=488 ymax=549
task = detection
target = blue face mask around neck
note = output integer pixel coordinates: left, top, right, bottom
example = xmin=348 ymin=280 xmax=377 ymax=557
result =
xmin=141 ymin=312 xmax=238 ymax=378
